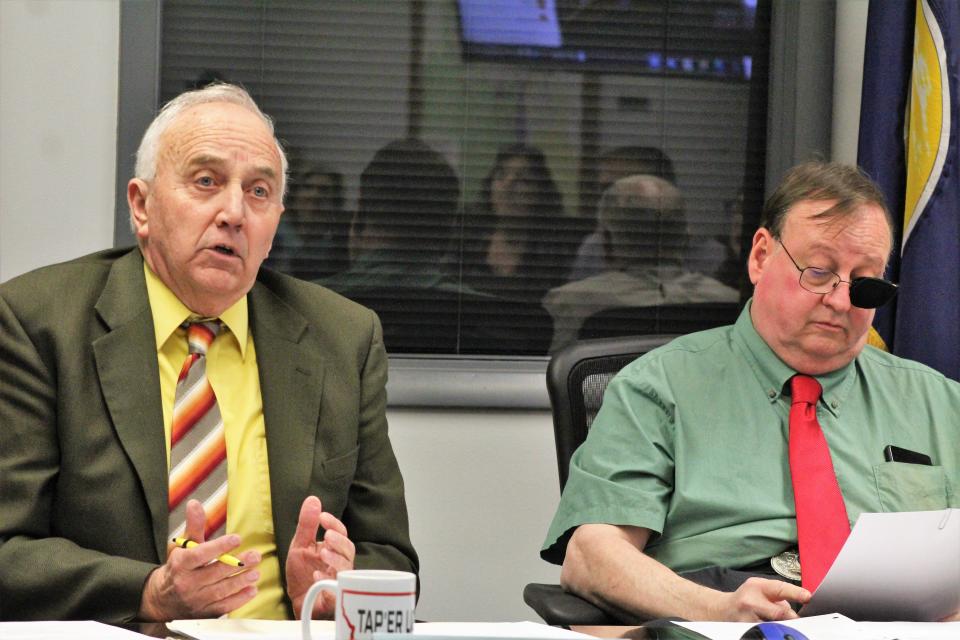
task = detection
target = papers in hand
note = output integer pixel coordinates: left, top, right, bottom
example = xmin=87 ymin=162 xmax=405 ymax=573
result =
xmin=801 ymin=509 xmax=959 ymax=621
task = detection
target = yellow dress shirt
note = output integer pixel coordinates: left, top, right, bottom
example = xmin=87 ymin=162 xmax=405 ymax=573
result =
xmin=145 ymin=264 xmax=286 ymax=619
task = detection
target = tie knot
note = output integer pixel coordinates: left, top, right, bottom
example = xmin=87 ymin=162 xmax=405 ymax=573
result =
xmin=185 ymin=320 xmax=221 ymax=355
xmin=790 ymin=374 xmax=822 ymax=405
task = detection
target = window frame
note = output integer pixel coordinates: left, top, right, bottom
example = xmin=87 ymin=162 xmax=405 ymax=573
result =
xmin=114 ymin=0 xmax=834 ymax=409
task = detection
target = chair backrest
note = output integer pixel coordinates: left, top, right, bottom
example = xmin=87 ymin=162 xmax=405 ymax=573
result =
xmin=578 ymin=301 xmax=739 ymax=341
xmin=546 ymin=334 xmax=677 ymax=490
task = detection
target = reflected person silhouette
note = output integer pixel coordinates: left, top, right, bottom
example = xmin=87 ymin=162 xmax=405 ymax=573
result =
xmin=544 ymin=174 xmax=738 ymax=351
xmin=267 ymin=164 xmax=348 ymax=280
xmin=462 ymin=144 xmax=570 ymax=301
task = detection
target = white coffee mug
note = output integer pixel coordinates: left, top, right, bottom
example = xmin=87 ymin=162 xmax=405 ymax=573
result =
xmin=301 ymin=569 xmax=416 ymax=640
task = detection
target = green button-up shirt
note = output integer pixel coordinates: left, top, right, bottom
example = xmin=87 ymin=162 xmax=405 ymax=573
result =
xmin=542 ymin=301 xmax=959 ymax=572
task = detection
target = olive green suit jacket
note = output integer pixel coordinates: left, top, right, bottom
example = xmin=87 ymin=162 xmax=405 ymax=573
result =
xmin=0 ymin=248 xmax=417 ymax=621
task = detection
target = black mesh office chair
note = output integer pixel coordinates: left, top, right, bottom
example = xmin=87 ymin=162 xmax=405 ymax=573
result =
xmin=524 ymin=334 xmax=678 ymax=626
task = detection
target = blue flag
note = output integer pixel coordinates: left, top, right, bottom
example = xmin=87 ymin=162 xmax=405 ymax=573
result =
xmin=858 ymin=0 xmax=960 ymax=381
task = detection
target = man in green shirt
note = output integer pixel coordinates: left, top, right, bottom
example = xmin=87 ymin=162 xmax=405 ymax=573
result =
xmin=541 ymin=162 xmax=959 ymax=622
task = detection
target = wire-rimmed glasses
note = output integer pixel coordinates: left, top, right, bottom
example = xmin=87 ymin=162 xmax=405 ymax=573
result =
xmin=778 ymin=241 xmax=898 ymax=309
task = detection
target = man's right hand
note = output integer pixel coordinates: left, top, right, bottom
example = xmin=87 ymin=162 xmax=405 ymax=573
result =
xmin=562 ymin=524 xmax=813 ymax=622
xmin=138 ymin=500 xmax=262 ymax=621
xmin=711 ymin=577 xmax=811 ymax=622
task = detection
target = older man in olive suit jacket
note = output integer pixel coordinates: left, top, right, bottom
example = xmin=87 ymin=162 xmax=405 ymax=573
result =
xmin=0 ymin=247 xmax=416 ymax=621
xmin=0 ymin=250 xmax=417 ymax=620
xmin=0 ymin=83 xmax=416 ymax=622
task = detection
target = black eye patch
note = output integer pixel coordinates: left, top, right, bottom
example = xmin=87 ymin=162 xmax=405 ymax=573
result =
xmin=849 ymin=277 xmax=898 ymax=308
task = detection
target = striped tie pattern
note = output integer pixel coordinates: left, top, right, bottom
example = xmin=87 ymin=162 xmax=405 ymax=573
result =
xmin=168 ymin=320 xmax=228 ymax=541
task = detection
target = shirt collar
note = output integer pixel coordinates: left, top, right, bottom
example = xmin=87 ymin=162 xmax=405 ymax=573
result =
xmin=143 ymin=261 xmax=249 ymax=359
xmin=732 ymin=298 xmax=856 ymax=415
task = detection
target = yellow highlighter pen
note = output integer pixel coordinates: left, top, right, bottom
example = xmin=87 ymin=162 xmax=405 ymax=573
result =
xmin=171 ymin=537 xmax=245 ymax=567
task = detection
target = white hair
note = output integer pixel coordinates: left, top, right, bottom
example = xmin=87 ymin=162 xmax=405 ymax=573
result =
xmin=598 ymin=174 xmax=688 ymax=266
xmin=134 ymin=83 xmax=288 ymax=196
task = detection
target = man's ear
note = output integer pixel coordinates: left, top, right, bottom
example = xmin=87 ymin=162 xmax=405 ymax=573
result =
xmin=127 ymin=178 xmax=150 ymax=240
xmin=747 ymin=228 xmax=773 ymax=285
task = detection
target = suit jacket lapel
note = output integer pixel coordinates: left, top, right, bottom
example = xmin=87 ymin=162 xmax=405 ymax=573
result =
xmin=90 ymin=259 xmax=327 ymax=567
xmin=248 ymin=281 xmax=326 ymax=565
xmin=92 ymin=250 xmax=168 ymax=562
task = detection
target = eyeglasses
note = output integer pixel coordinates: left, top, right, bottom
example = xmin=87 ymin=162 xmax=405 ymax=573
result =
xmin=778 ymin=241 xmax=898 ymax=309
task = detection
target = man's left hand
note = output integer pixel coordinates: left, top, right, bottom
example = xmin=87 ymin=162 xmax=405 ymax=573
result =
xmin=285 ymin=495 xmax=355 ymax=619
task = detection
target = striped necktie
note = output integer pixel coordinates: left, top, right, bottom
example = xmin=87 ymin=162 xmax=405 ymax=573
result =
xmin=168 ymin=319 xmax=228 ymax=540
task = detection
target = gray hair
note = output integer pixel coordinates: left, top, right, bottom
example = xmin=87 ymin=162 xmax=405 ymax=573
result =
xmin=134 ymin=83 xmax=288 ymax=196
xmin=598 ymin=174 xmax=687 ymax=267
xmin=760 ymin=161 xmax=892 ymax=245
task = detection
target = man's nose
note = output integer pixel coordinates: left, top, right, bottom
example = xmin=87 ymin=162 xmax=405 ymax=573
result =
xmin=822 ymin=281 xmax=852 ymax=312
xmin=216 ymin=184 xmax=245 ymax=226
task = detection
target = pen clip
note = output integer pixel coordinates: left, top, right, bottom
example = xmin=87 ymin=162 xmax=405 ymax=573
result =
xmin=938 ymin=508 xmax=953 ymax=530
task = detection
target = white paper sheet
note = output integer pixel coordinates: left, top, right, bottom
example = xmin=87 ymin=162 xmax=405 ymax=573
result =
xmin=676 ymin=613 xmax=880 ymax=640
xmin=801 ymin=509 xmax=960 ymax=621
xmin=859 ymin=621 xmax=960 ymax=640
xmin=168 ymin=620 xmax=590 ymax=640
xmin=0 ymin=620 xmax=153 ymax=639
xmin=677 ymin=615 xmax=960 ymax=640
xmin=410 ymin=622 xmax=591 ymax=638
xmin=169 ymin=619 xmax=335 ymax=640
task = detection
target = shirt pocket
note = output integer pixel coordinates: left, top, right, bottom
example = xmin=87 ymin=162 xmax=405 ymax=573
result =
xmin=873 ymin=462 xmax=950 ymax=512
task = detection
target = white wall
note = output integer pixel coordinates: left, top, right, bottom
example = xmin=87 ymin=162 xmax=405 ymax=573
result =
xmin=389 ymin=409 xmax=560 ymax=621
xmin=831 ymin=1 xmax=869 ymax=164
xmin=0 ymin=0 xmax=118 ymax=282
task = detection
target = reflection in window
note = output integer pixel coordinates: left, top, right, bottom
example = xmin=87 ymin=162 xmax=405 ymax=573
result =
xmin=159 ymin=0 xmax=768 ymax=356
xmin=543 ymin=174 xmax=739 ymax=352
xmin=269 ymin=165 xmax=349 ymax=281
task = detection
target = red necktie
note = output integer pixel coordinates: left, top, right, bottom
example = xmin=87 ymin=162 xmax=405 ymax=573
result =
xmin=788 ymin=374 xmax=850 ymax=592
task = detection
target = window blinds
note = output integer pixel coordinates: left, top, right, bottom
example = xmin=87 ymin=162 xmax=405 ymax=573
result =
xmin=159 ymin=0 xmax=769 ymax=356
